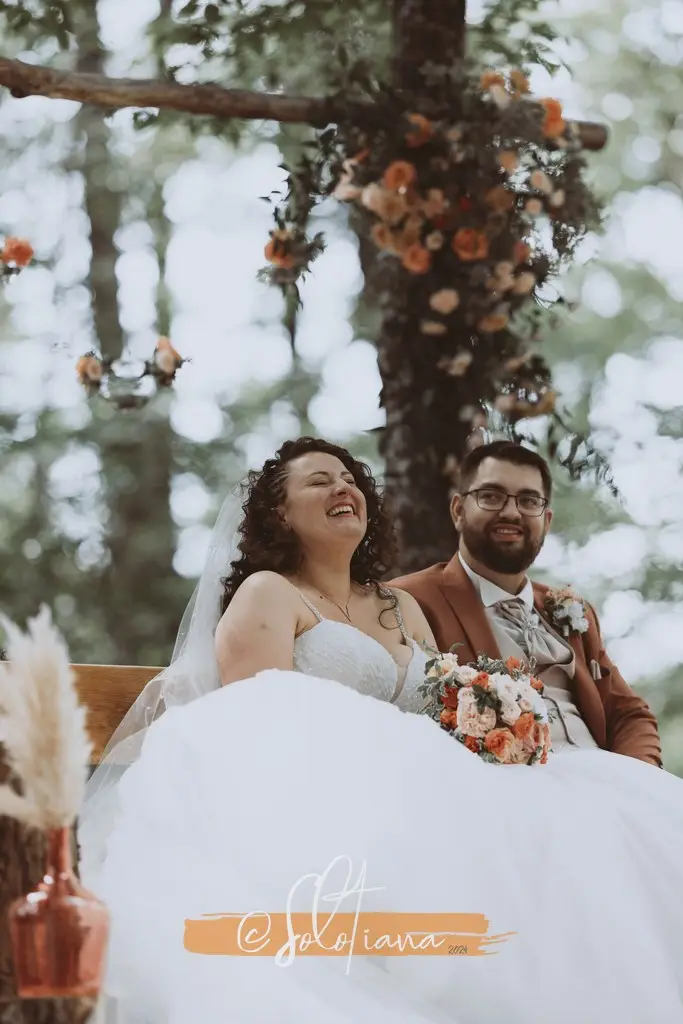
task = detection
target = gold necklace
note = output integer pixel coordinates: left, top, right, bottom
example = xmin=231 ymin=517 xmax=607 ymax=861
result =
xmin=317 ymin=588 xmax=353 ymax=623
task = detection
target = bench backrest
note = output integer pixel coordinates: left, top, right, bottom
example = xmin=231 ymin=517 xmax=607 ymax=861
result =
xmin=73 ymin=664 xmax=163 ymax=762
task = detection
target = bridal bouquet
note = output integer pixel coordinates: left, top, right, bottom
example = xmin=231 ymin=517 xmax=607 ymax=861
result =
xmin=417 ymin=651 xmax=551 ymax=765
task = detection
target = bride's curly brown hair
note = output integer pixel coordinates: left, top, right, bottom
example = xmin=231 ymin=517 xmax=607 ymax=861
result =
xmin=220 ymin=437 xmax=398 ymax=614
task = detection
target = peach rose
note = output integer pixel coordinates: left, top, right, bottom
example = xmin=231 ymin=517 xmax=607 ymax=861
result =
xmin=439 ymin=351 xmax=472 ymax=377
xmin=459 ymin=690 xmax=497 ymax=738
xmin=452 ymin=228 xmax=489 ymax=262
xmin=481 ymin=71 xmax=505 ymax=90
xmin=401 ymin=243 xmax=431 ymax=274
xmin=512 ymin=271 xmax=537 ymax=295
xmin=429 ymin=288 xmax=460 ymax=315
xmin=484 ymin=728 xmax=516 ymax=762
xmin=361 ymin=184 xmax=408 ymax=225
xmin=505 ymin=656 xmax=522 ymax=671
xmin=529 ymin=169 xmax=553 ymax=194
xmin=406 ymin=112 xmax=434 ymax=148
xmin=499 ymin=150 xmax=519 ymax=174
xmin=510 ymin=69 xmax=530 ymax=94
xmin=383 ymin=160 xmax=418 ymax=191
xmin=539 ymin=98 xmax=566 ymax=139
xmin=422 ymin=188 xmax=448 ymax=218
xmin=508 ymin=739 xmax=531 ymax=764
xmin=397 ymin=215 xmax=424 ymax=248
xmin=478 ymin=311 xmax=509 ymax=333
xmin=371 ymin=222 xmax=396 ymax=250
xmin=530 ymin=676 xmax=544 ymax=692
xmin=2 ymin=237 xmax=34 ymax=267
xmin=420 ymin=320 xmax=447 ymax=336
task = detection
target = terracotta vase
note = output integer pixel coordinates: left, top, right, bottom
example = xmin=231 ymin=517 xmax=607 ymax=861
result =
xmin=8 ymin=825 xmax=110 ymax=998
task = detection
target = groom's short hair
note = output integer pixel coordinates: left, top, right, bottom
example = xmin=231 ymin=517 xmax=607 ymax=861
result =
xmin=458 ymin=441 xmax=553 ymax=500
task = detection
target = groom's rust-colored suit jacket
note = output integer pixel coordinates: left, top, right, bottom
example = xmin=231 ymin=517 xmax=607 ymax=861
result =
xmin=390 ymin=554 xmax=662 ymax=768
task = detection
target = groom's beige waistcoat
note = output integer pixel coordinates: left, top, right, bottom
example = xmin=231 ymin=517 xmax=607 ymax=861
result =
xmin=390 ymin=553 xmax=662 ymax=767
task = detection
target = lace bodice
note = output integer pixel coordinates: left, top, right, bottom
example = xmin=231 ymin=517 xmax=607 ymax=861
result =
xmin=292 ymin=591 xmax=431 ymax=714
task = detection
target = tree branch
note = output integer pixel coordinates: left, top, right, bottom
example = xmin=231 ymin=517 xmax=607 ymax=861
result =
xmin=0 ymin=56 xmax=608 ymax=150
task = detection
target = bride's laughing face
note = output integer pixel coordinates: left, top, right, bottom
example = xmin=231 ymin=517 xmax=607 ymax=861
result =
xmin=281 ymin=452 xmax=367 ymax=550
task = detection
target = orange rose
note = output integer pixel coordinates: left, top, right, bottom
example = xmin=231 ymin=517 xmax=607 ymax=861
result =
xmin=2 ymin=237 xmax=34 ymax=267
xmin=452 ymin=228 xmax=489 ymax=262
xmin=478 ymin=312 xmax=509 ymax=333
xmin=382 ymin=160 xmax=418 ymax=191
xmin=539 ymin=98 xmax=566 ymax=139
xmin=484 ymin=728 xmax=516 ymax=762
xmin=440 ymin=708 xmax=459 ymax=730
xmin=505 ymin=656 xmax=522 ymax=671
xmin=401 ymin=243 xmax=431 ymax=274
xmin=530 ymin=676 xmax=544 ymax=692
xmin=76 ymin=354 xmax=103 ymax=384
xmin=485 ymin=186 xmax=514 ymax=213
xmin=441 ymin=685 xmax=460 ymax=710
xmin=513 ymin=240 xmax=532 ymax=264
xmin=264 ymin=230 xmax=297 ymax=269
xmin=464 ymin=735 xmax=481 ymax=753
xmin=510 ymin=69 xmax=530 ymax=94
xmin=405 ymin=113 xmax=434 ymax=148
xmin=481 ymin=71 xmax=505 ymax=90
xmin=512 ymin=712 xmax=535 ymax=742
xmin=472 ymin=672 xmax=490 ymax=690
xmin=371 ymin=223 xmax=396 ymax=250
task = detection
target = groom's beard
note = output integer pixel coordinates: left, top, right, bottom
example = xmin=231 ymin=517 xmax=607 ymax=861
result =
xmin=460 ymin=519 xmax=546 ymax=575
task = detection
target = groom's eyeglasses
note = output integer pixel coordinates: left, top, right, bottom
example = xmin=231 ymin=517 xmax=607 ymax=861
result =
xmin=463 ymin=488 xmax=549 ymax=517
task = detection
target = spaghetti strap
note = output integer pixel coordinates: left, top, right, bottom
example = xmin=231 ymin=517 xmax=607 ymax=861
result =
xmin=293 ymin=588 xmax=324 ymax=623
xmin=382 ymin=587 xmax=411 ymax=643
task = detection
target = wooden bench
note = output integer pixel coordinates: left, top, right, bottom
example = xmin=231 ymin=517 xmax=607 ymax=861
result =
xmin=73 ymin=664 xmax=163 ymax=763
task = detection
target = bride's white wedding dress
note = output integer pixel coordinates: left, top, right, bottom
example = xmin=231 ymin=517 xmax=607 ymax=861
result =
xmin=85 ymin=596 xmax=683 ymax=1024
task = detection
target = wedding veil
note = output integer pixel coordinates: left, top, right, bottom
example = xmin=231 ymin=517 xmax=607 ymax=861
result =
xmin=77 ymin=483 xmax=246 ymax=888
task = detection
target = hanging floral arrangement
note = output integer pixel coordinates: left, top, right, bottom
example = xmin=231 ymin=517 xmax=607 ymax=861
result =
xmin=75 ymin=337 xmax=186 ymax=409
xmin=261 ymin=62 xmax=602 ymax=443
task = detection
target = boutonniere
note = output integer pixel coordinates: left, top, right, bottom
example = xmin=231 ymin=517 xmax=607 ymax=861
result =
xmin=543 ymin=586 xmax=589 ymax=637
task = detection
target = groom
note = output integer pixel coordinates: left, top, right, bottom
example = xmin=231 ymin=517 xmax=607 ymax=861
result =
xmin=391 ymin=440 xmax=662 ymax=767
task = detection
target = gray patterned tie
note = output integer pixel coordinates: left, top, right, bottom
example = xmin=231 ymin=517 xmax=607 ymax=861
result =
xmin=494 ymin=598 xmax=571 ymax=669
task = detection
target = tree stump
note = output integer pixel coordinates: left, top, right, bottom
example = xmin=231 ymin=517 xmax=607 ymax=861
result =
xmin=0 ymin=757 xmax=95 ymax=1024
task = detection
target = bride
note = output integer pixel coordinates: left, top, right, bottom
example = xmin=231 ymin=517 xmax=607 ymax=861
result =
xmin=79 ymin=436 xmax=683 ymax=1024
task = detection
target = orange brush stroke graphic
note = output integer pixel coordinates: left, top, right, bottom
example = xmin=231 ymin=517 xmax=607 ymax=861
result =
xmin=184 ymin=912 xmax=515 ymax=957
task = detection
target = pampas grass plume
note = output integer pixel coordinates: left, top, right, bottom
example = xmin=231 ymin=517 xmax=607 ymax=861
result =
xmin=0 ymin=605 xmax=92 ymax=829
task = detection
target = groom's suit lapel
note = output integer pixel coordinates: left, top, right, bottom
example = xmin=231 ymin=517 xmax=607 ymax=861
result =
xmin=439 ymin=554 xmax=502 ymax=662
xmin=532 ymin=582 xmax=607 ymax=746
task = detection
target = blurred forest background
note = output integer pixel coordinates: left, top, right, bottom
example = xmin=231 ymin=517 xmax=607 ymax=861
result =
xmin=1 ymin=0 xmax=682 ymax=769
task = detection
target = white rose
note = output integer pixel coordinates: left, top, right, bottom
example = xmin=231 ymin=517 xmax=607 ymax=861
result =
xmin=454 ymin=665 xmax=480 ymax=685
xmin=499 ymin=698 xmax=521 ymax=726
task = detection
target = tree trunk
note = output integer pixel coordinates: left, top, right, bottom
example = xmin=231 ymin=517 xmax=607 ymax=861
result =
xmin=72 ymin=0 xmax=182 ymax=666
xmin=376 ymin=0 xmax=470 ymax=573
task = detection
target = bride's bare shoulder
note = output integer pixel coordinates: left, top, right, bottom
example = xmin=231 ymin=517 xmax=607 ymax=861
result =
xmin=224 ymin=571 xmax=298 ymax=613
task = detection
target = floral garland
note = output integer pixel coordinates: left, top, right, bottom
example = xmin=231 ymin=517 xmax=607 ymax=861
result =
xmin=75 ymin=337 xmax=186 ymax=408
xmin=261 ymin=64 xmax=602 ymax=436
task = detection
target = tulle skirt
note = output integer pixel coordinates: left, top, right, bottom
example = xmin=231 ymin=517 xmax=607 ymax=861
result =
xmin=83 ymin=669 xmax=683 ymax=1024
